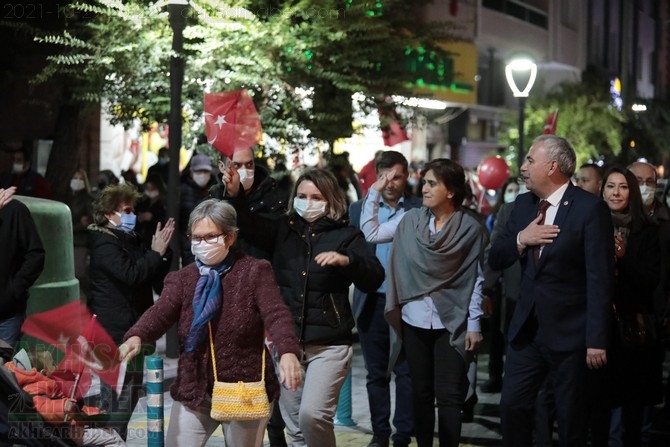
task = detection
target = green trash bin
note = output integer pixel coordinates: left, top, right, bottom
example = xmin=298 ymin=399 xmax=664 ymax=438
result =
xmin=15 ymin=196 xmax=79 ymax=315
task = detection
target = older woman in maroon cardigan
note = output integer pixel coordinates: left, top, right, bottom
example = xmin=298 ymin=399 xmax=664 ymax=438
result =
xmin=120 ymin=199 xmax=301 ymax=447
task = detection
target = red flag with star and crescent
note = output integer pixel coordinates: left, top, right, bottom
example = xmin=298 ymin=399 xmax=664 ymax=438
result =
xmin=378 ymin=100 xmax=410 ymax=147
xmin=542 ymin=109 xmax=559 ymax=135
xmin=21 ymin=300 xmax=123 ymax=398
xmin=204 ymin=90 xmax=262 ymax=157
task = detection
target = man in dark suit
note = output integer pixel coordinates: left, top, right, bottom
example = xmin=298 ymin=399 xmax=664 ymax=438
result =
xmin=489 ymin=135 xmax=614 ymax=446
xmin=349 ymin=150 xmax=421 ymax=447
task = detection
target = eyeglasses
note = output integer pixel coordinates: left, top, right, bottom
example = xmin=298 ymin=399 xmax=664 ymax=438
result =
xmin=636 ymin=178 xmax=657 ymax=188
xmin=190 ymin=233 xmax=225 ymax=245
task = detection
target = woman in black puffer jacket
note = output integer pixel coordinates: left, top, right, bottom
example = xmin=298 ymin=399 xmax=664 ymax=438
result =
xmin=225 ymin=168 xmax=384 ymax=447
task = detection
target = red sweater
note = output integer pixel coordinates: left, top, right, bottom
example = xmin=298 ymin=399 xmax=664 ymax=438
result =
xmin=124 ymin=254 xmax=300 ymax=410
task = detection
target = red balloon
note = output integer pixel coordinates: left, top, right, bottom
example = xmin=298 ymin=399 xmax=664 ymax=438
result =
xmin=478 ymin=157 xmax=510 ymax=190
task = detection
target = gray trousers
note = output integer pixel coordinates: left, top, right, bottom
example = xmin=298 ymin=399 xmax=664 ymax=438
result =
xmin=279 ymin=344 xmax=353 ymax=447
xmin=166 ymin=400 xmax=269 ymax=447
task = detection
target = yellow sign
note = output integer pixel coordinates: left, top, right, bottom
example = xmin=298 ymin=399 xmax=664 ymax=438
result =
xmin=405 ymin=41 xmax=478 ymax=104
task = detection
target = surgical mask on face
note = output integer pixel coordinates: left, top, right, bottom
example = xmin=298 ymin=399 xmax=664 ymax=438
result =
xmin=70 ymin=179 xmax=85 ymax=192
xmin=112 ymin=212 xmax=137 ymax=233
xmin=191 ymin=237 xmax=228 ymax=266
xmin=518 ymin=184 xmax=528 ymax=195
xmin=192 ymin=172 xmax=211 ymax=188
xmin=503 ymin=192 xmax=517 ymax=204
xmin=639 ymin=185 xmax=655 ymax=207
xmin=293 ymin=198 xmax=327 ymax=223
xmin=238 ymin=169 xmax=254 ymax=191
xmin=12 ymin=163 xmax=24 ymax=174
xmin=145 ymin=189 xmax=159 ymax=200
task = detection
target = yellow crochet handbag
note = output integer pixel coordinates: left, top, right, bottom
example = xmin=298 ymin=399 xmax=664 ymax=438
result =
xmin=208 ymin=323 xmax=271 ymax=421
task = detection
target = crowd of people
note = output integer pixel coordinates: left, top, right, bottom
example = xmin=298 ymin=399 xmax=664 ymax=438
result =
xmin=1 ymin=136 xmax=670 ymax=447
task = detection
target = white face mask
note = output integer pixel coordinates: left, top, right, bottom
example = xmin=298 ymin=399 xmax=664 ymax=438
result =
xmin=639 ymin=185 xmax=655 ymax=207
xmin=518 ymin=184 xmax=528 ymax=195
xmin=238 ymin=168 xmax=255 ymax=191
xmin=503 ymin=192 xmax=517 ymax=204
xmin=145 ymin=190 xmax=159 ymax=200
xmin=70 ymin=179 xmax=85 ymax=192
xmin=192 ymin=172 xmax=211 ymax=188
xmin=293 ymin=198 xmax=327 ymax=223
xmin=12 ymin=163 xmax=25 ymax=174
xmin=191 ymin=237 xmax=228 ymax=266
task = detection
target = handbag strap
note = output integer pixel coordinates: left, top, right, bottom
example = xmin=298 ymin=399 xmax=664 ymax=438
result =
xmin=207 ymin=322 xmax=265 ymax=383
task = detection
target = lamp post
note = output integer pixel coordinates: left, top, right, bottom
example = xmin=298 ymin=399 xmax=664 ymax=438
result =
xmin=166 ymin=0 xmax=188 ymax=358
xmin=505 ymin=57 xmax=537 ymax=170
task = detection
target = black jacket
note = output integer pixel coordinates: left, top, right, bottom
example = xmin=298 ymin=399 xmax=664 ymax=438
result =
xmin=0 ymin=200 xmax=45 ymax=319
xmin=209 ymin=165 xmax=290 ymax=261
xmin=179 ymin=177 xmax=213 ymax=265
xmin=232 ymin=196 xmax=384 ymax=345
xmin=87 ymin=225 xmax=169 ymax=344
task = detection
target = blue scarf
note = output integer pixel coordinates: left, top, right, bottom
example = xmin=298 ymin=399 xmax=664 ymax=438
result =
xmin=184 ymin=254 xmax=235 ymax=352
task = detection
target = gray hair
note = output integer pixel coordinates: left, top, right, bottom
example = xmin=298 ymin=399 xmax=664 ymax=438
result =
xmin=533 ymin=135 xmax=576 ymax=177
xmin=188 ymin=199 xmax=238 ymax=236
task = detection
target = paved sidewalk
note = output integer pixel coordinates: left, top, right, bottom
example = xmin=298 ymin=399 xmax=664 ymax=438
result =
xmin=125 ymin=339 xmax=504 ymax=446
xmin=124 ymin=337 xmax=670 ymax=446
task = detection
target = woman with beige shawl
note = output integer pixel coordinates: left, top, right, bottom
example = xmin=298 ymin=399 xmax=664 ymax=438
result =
xmin=385 ymin=159 xmax=487 ymax=447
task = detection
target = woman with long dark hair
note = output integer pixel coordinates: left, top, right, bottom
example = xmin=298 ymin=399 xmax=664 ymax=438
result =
xmin=601 ymin=165 xmax=662 ymax=446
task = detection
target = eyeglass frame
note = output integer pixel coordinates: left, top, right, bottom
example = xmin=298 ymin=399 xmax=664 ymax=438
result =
xmin=635 ymin=176 xmax=657 ymax=188
xmin=189 ymin=233 xmax=226 ymax=245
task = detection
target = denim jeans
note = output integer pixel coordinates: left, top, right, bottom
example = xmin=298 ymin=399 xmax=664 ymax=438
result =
xmin=358 ymin=294 xmax=413 ymax=443
xmin=0 ymin=314 xmax=25 ymax=349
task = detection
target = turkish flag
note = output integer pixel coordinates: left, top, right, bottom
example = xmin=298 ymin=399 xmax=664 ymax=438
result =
xmin=21 ymin=301 xmax=123 ymax=396
xmin=204 ymin=90 xmax=262 ymax=157
xmin=542 ymin=110 xmax=559 ymax=135
xmin=379 ymin=102 xmax=410 ymax=147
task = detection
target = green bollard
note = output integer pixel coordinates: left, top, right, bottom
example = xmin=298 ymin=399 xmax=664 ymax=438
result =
xmin=15 ymin=196 xmax=80 ymax=315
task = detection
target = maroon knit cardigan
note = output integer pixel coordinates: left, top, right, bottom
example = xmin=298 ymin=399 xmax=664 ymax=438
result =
xmin=124 ymin=254 xmax=300 ymax=410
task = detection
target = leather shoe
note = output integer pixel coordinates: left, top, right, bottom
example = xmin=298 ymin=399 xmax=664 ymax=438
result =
xmin=367 ymin=434 xmax=390 ymax=447
xmin=480 ymin=378 xmax=502 ymax=393
xmin=392 ymin=441 xmax=410 ymax=447
xmin=462 ymin=394 xmax=478 ymax=423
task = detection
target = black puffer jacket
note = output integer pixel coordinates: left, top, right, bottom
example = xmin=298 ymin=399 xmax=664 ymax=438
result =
xmin=232 ymin=198 xmax=384 ymax=345
xmin=87 ymin=225 xmax=169 ymax=344
xmin=209 ymin=165 xmax=290 ymax=261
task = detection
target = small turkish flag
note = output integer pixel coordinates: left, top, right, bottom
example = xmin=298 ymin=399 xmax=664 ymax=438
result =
xmin=379 ymin=101 xmax=410 ymax=147
xmin=543 ymin=110 xmax=559 ymax=135
xmin=21 ymin=301 xmax=122 ymax=397
xmin=204 ymin=90 xmax=262 ymax=157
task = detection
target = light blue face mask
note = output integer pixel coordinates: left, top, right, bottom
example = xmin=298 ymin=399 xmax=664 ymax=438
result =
xmin=114 ymin=212 xmax=137 ymax=233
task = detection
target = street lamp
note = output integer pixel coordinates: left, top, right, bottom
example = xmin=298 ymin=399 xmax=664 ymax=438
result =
xmin=505 ymin=57 xmax=537 ymax=170
xmin=166 ymin=0 xmax=188 ymax=358
xmin=167 ymin=0 xmax=188 ymax=232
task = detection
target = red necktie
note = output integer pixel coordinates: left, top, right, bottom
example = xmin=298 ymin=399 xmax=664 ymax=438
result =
xmin=533 ymin=200 xmax=551 ymax=263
